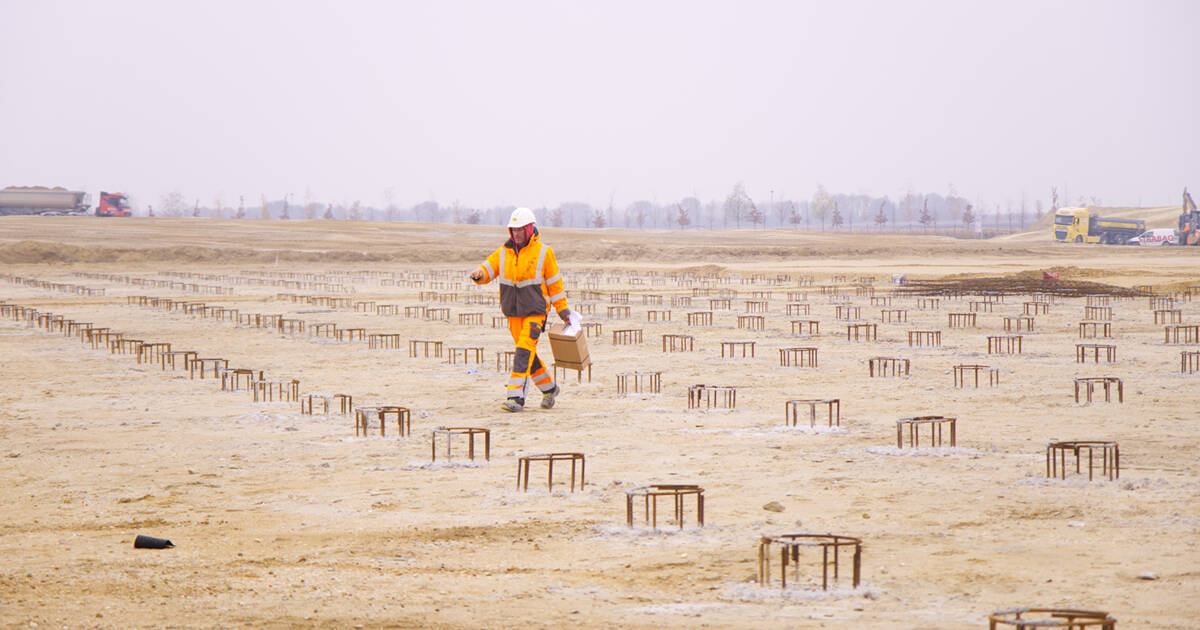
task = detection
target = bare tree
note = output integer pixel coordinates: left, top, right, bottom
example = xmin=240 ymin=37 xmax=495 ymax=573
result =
xmin=235 ymin=196 xmax=246 ymax=219
xmin=747 ymin=200 xmax=764 ymax=228
xmin=412 ymin=201 xmax=439 ymax=223
xmin=946 ymin=187 xmax=962 ymax=232
xmin=810 ymin=184 xmax=833 ymax=231
xmin=159 ymin=190 xmax=187 ymax=217
xmin=383 ymin=187 xmax=398 ymax=222
xmin=830 ymin=202 xmax=844 ymax=229
xmin=348 ymin=201 xmax=362 ymax=221
xmin=876 ymin=203 xmax=889 ymax=230
xmin=919 ymin=199 xmax=933 ymax=231
xmin=323 ymin=204 xmax=334 ymax=220
xmin=961 ymin=203 xmax=976 ymax=233
xmin=902 ymin=187 xmax=917 ymax=225
xmin=549 ymin=206 xmax=564 ymax=227
xmin=1050 ymin=186 xmax=1059 ymax=211
xmin=723 ymin=183 xmax=751 ymax=228
xmin=773 ymin=197 xmax=788 ymax=226
xmin=591 ymin=209 xmax=607 ymax=228
xmin=302 ymin=189 xmax=317 ymax=219
xmin=192 ymin=199 xmax=200 ymax=218
xmin=212 ymin=194 xmax=223 ymax=219
xmin=785 ymin=201 xmax=801 ymax=229
xmin=260 ymin=195 xmax=271 ymax=220
xmin=703 ymin=200 xmax=718 ymax=229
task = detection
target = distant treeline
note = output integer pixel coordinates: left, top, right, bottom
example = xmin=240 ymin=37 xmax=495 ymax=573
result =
xmin=162 ymin=183 xmax=1059 ymax=232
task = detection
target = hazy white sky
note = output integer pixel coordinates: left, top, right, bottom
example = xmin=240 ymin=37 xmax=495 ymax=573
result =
xmin=2 ymin=0 xmax=1196 ymax=210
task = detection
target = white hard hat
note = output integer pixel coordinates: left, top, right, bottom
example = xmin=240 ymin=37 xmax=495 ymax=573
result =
xmin=508 ymin=207 xmax=536 ymax=228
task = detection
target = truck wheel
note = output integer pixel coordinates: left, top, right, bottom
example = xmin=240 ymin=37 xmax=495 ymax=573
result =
xmin=1074 ymin=236 xmax=1082 ymax=243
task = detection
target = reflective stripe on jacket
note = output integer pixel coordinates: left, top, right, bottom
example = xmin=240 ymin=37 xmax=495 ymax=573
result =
xmin=472 ymin=230 xmax=568 ymax=317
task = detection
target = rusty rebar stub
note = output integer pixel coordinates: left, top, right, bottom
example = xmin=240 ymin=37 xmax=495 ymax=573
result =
xmin=688 ymin=384 xmax=736 ymax=410
xmin=355 ymin=405 xmax=411 ymax=438
xmin=516 ymin=452 xmax=585 ymax=492
xmin=738 ymin=314 xmax=765 ymax=330
xmin=446 ymin=346 xmax=484 ymax=364
xmin=988 ymin=335 xmax=1023 ymax=354
xmin=1182 ymin=350 xmax=1200 ymax=374
xmin=1076 ymin=343 xmax=1117 ymax=363
xmin=661 ymin=334 xmax=695 ymax=352
xmin=907 ymin=330 xmax=940 ymax=347
xmin=625 ymin=484 xmax=704 ymax=529
xmin=952 ymin=364 xmax=999 ymax=388
xmin=779 ymin=347 xmax=818 ymax=367
xmin=790 ymin=320 xmax=819 ymax=336
xmin=868 ymin=356 xmax=909 ymax=378
xmin=617 ymin=371 xmax=661 ymax=395
xmin=408 ymin=339 xmax=443 ymax=358
xmin=988 ymin=607 xmax=1116 ymax=629
xmin=947 ymin=312 xmax=977 ymax=328
xmin=431 ymin=427 xmax=490 ymax=462
xmin=253 ymin=378 xmax=300 ymax=403
xmin=757 ymin=533 xmax=862 ymax=590
xmin=845 ymin=323 xmax=877 ymax=342
xmin=1046 ymin=441 xmax=1119 ymax=481
xmin=612 ymin=329 xmax=644 ymax=345
xmin=896 ymin=416 xmax=956 ymax=448
xmin=784 ymin=399 xmax=839 ymax=427
xmin=1079 ymin=321 xmax=1112 ymax=339
xmin=1074 ymin=377 xmax=1123 ymax=404
xmin=1165 ymin=324 xmax=1200 ymax=344
xmin=720 ymin=341 xmax=755 ymax=358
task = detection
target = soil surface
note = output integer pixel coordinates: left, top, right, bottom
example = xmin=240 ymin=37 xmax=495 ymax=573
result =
xmin=2 ymin=217 xmax=1198 ymax=629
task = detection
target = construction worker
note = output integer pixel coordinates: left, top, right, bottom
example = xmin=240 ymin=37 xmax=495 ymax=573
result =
xmin=470 ymin=207 xmax=571 ymax=412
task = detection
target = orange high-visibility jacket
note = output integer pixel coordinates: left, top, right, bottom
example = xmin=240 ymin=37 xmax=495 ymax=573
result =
xmin=473 ymin=230 xmax=568 ymax=317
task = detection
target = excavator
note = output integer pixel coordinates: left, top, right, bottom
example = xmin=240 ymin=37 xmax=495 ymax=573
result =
xmin=1180 ymin=188 xmax=1200 ymax=245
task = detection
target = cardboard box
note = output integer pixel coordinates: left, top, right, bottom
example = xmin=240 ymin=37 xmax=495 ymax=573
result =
xmin=547 ymin=323 xmax=589 ymax=364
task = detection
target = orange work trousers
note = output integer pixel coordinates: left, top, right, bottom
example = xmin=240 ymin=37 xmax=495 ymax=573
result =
xmin=506 ymin=314 xmax=555 ymax=402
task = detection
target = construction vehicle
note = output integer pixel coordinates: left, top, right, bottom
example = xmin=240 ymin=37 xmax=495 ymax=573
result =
xmin=1179 ymin=188 xmax=1200 ymax=245
xmin=96 ymin=191 xmax=132 ymax=217
xmin=1051 ymin=207 xmax=1145 ymax=244
xmin=0 ymin=186 xmax=89 ymax=215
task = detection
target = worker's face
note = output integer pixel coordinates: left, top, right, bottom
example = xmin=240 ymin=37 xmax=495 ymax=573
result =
xmin=509 ymin=225 xmax=530 ymax=246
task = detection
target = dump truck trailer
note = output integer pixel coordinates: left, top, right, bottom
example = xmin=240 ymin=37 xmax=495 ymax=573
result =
xmin=0 ymin=186 xmax=90 ymax=215
xmin=1052 ymin=207 xmax=1145 ymax=244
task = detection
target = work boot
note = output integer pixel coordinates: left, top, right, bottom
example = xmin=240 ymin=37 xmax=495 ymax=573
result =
xmin=540 ymin=385 xmax=559 ymax=409
xmin=501 ymin=398 xmax=524 ymax=412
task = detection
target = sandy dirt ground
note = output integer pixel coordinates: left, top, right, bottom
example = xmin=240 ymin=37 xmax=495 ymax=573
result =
xmin=1 ymin=217 xmax=1198 ymax=629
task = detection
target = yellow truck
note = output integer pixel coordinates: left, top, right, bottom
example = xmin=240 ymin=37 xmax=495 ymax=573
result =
xmin=1052 ymin=207 xmax=1145 ymax=244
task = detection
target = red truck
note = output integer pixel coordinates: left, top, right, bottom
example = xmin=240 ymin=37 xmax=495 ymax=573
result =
xmin=96 ymin=191 xmax=132 ymax=217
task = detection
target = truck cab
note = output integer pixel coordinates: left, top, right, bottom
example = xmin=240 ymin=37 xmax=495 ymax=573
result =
xmin=96 ymin=192 xmax=131 ymax=217
xmin=1052 ymin=207 xmax=1089 ymax=242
